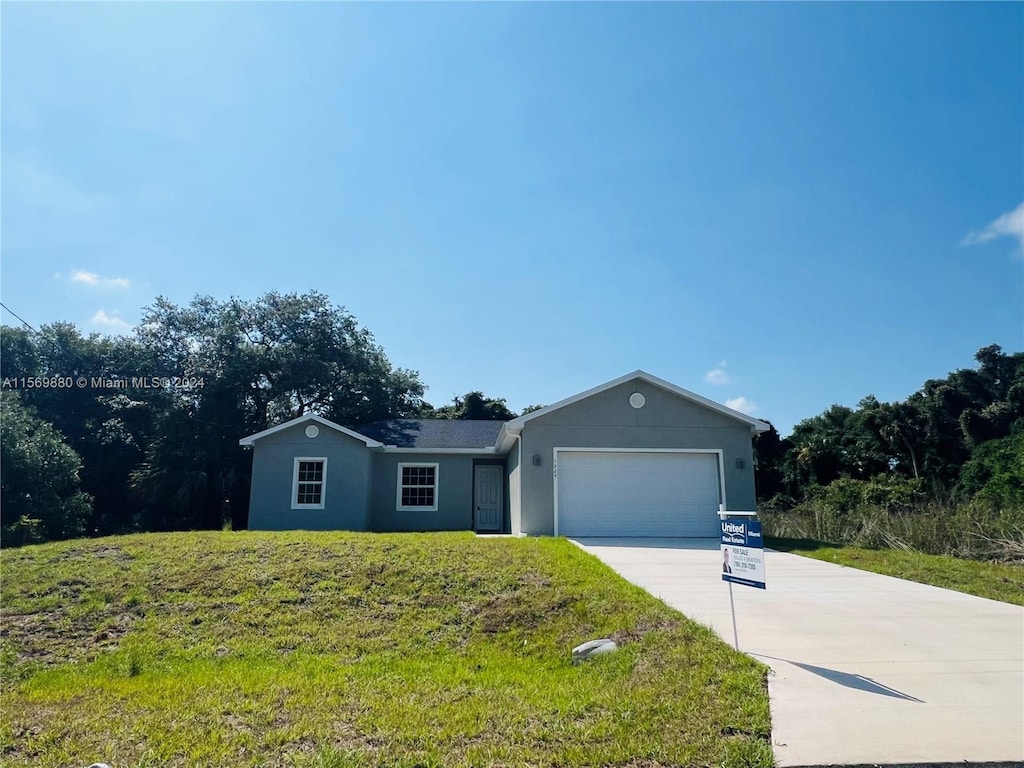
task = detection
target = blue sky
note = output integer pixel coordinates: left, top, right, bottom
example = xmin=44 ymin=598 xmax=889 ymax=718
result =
xmin=3 ymin=2 xmax=1022 ymax=435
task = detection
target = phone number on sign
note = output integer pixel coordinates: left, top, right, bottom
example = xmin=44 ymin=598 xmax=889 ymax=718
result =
xmin=2 ymin=376 xmax=206 ymax=390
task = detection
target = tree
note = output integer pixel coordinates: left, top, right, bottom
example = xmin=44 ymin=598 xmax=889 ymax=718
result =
xmin=1 ymin=393 xmax=92 ymax=544
xmin=130 ymin=292 xmax=428 ymax=530
xmin=752 ymin=421 xmax=791 ymax=503
xmin=428 ymin=391 xmax=517 ymax=420
xmin=0 ymin=324 xmax=158 ymax=536
xmin=955 ymin=430 xmax=1024 ymax=509
xmin=776 ymin=345 xmax=1024 ymax=506
xmin=858 ymin=397 xmax=922 ymax=479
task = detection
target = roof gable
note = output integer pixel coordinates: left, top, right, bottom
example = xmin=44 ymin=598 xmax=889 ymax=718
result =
xmin=238 ymin=414 xmax=382 ymax=447
xmin=496 ymin=370 xmax=768 ymax=449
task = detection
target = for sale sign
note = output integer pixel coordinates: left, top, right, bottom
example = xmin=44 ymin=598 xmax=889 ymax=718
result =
xmin=721 ymin=519 xmax=766 ymax=590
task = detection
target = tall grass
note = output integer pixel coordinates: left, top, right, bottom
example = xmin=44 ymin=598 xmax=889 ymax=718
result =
xmin=762 ymin=501 xmax=1024 ymax=562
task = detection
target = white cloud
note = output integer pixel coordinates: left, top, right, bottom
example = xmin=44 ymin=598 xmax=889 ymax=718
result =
xmin=66 ymin=270 xmax=131 ymax=288
xmin=961 ymin=202 xmax=1024 ymax=249
xmin=705 ymin=360 xmax=731 ymax=385
xmin=90 ymin=310 xmax=130 ymax=330
xmin=705 ymin=368 xmax=731 ymax=385
xmin=726 ymin=396 xmax=758 ymax=415
xmin=72 ymin=270 xmax=100 ymax=285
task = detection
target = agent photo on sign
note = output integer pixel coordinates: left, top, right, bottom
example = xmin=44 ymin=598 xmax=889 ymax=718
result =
xmin=722 ymin=549 xmax=732 ymax=574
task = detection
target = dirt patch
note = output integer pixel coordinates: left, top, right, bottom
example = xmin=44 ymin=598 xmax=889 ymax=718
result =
xmin=611 ymin=614 xmax=682 ymax=646
xmin=1 ymin=608 xmax=137 ymax=671
xmin=475 ymin=592 xmax=575 ymax=634
xmin=62 ymin=545 xmax=134 ymax=563
xmin=518 ymin=571 xmax=552 ymax=589
xmin=417 ymin=593 xmax=458 ymax=608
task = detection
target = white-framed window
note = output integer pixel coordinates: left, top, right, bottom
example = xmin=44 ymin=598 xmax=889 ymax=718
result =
xmin=396 ymin=462 xmax=438 ymax=512
xmin=292 ymin=457 xmax=327 ymax=510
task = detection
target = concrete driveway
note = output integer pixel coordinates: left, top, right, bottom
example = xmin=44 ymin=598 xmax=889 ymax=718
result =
xmin=572 ymin=538 xmax=1024 ymax=767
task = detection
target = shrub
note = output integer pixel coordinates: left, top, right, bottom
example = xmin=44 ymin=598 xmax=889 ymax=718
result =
xmin=762 ymin=479 xmax=1024 ymax=562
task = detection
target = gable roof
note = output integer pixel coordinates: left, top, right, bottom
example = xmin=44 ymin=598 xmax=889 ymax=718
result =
xmin=495 ymin=370 xmax=769 ymax=451
xmin=238 ymin=413 xmax=383 ymax=448
xmin=240 ymin=372 xmax=767 ymax=453
xmin=356 ymin=419 xmax=506 ymax=450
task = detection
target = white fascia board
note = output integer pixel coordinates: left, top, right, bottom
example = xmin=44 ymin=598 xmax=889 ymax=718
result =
xmin=381 ymin=447 xmax=500 ymax=455
xmin=506 ymin=370 xmax=770 ymax=433
xmin=493 ymin=422 xmax=521 ymax=454
xmin=239 ymin=413 xmax=383 ymax=447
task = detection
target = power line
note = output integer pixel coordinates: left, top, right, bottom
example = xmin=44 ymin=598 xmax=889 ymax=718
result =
xmin=0 ymin=301 xmax=70 ymax=363
xmin=0 ymin=302 xmax=41 ymax=335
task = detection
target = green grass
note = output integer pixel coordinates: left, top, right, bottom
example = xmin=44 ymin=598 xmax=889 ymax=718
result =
xmin=1 ymin=531 xmax=773 ymax=768
xmin=767 ymin=536 xmax=1024 ymax=606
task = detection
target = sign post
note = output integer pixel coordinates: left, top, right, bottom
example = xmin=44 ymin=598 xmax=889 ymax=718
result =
xmin=718 ymin=505 xmax=766 ymax=650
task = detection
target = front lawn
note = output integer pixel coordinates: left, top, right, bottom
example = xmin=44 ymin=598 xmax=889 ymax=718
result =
xmin=767 ymin=537 xmax=1024 ymax=606
xmin=1 ymin=531 xmax=772 ymax=767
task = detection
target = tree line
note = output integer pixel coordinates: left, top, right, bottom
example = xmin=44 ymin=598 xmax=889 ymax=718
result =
xmin=753 ymin=344 xmax=1024 ymax=515
xmin=2 ymin=290 xmax=1021 ymax=546
xmin=0 ymin=292 xmax=519 ymax=545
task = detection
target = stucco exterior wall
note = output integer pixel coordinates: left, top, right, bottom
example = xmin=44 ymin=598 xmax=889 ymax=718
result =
xmin=247 ymin=423 xmax=373 ymax=531
xmin=517 ymin=380 xmax=757 ymax=535
xmin=507 ymin=438 xmax=521 ymax=536
xmin=370 ymin=453 xmax=494 ymax=532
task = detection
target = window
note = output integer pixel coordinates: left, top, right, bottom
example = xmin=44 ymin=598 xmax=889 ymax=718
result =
xmin=397 ymin=463 xmax=438 ymax=511
xmin=292 ymin=457 xmax=327 ymax=509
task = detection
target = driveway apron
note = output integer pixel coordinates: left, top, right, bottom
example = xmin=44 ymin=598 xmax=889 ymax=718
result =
xmin=572 ymin=538 xmax=1024 ymax=767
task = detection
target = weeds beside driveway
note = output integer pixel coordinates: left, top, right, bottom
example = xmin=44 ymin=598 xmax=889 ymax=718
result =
xmin=1 ymin=531 xmax=772 ymax=768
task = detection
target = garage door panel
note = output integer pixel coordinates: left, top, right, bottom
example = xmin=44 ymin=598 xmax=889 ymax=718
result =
xmin=556 ymin=451 xmax=721 ymax=537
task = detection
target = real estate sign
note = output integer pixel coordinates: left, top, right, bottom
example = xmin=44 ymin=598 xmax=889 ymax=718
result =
xmin=721 ymin=519 xmax=766 ymax=590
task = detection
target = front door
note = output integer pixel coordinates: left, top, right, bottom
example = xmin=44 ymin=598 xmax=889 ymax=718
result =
xmin=474 ymin=465 xmax=503 ymax=532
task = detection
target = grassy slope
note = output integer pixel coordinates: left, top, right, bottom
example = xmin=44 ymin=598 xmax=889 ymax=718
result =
xmin=1 ymin=532 xmax=772 ymax=768
xmin=767 ymin=537 xmax=1024 ymax=606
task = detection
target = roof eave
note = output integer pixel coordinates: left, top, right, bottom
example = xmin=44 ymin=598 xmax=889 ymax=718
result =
xmin=505 ymin=370 xmax=766 ymax=431
xmin=378 ymin=446 xmax=501 ymax=454
xmin=238 ymin=413 xmax=383 ymax=448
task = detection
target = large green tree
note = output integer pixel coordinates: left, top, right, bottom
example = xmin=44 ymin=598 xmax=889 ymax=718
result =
xmin=0 ymin=324 xmax=158 ymax=536
xmin=130 ymin=291 xmax=427 ymax=530
xmin=0 ymin=393 xmax=92 ymax=544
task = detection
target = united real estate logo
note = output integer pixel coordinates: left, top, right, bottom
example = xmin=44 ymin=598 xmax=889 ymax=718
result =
xmin=721 ymin=520 xmax=766 ymax=590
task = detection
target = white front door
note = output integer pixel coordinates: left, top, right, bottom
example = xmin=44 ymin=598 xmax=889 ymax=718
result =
xmin=474 ymin=465 xmax=503 ymax=532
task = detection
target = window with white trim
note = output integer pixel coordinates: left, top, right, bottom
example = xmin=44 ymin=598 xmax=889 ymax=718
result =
xmin=292 ymin=457 xmax=327 ymax=509
xmin=397 ymin=463 xmax=438 ymax=511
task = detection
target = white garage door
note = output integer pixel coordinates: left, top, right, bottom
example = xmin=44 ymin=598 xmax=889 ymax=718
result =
xmin=556 ymin=451 xmax=722 ymax=537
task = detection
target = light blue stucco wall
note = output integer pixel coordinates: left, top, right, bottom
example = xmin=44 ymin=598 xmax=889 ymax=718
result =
xmin=507 ymin=437 xmax=521 ymax=536
xmin=247 ymin=423 xmax=373 ymax=531
xmin=517 ymin=380 xmax=758 ymax=535
xmin=370 ymin=453 xmax=499 ymax=532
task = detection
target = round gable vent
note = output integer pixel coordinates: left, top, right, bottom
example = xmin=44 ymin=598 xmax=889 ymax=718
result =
xmin=305 ymin=424 xmax=320 ymax=439
xmin=629 ymin=392 xmax=646 ymax=409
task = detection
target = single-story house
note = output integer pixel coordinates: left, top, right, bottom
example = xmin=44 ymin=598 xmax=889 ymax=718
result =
xmin=239 ymin=370 xmax=769 ymax=537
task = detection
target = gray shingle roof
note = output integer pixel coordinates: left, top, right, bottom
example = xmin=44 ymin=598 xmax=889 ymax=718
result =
xmin=355 ymin=419 xmax=506 ymax=449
